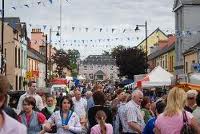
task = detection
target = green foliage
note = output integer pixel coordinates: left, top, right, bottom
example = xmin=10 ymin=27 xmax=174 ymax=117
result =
xmin=112 ymin=46 xmax=148 ymax=79
xmin=52 ymin=49 xmax=70 ymax=76
xmin=102 ymin=50 xmax=110 ymax=56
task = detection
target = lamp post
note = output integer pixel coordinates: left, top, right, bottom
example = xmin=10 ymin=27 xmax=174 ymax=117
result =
xmin=1 ymin=0 xmax=4 ymax=74
xmin=135 ymin=21 xmax=148 ymax=73
xmin=49 ymin=27 xmax=59 ymax=75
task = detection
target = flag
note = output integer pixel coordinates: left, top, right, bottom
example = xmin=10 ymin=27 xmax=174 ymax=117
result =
xmin=43 ymin=25 xmax=47 ymax=29
xmin=123 ymin=29 xmax=126 ymax=33
xmin=49 ymin=0 xmax=53 ymax=4
xmin=112 ymin=28 xmax=115 ymax=33
xmin=12 ymin=7 xmax=16 ymax=10
xmin=37 ymin=1 xmax=41 ymax=5
xmin=24 ymin=4 xmax=29 ymax=8
xmin=72 ymin=27 xmax=75 ymax=31
xmin=85 ymin=28 xmax=88 ymax=32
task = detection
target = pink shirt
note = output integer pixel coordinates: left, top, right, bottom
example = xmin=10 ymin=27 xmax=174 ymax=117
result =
xmin=90 ymin=123 xmax=113 ymax=134
xmin=155 ymin=111 xmax=193 ymax=134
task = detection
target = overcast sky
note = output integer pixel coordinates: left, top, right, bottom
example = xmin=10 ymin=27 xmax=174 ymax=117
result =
xmin=3 ymin=0 xmax=175 ymax=58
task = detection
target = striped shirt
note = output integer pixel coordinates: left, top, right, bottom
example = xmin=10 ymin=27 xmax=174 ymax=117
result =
xmin=123 ymin=100 xmax=145 ymax=133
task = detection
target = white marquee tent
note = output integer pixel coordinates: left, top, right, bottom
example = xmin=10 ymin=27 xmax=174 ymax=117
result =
xmin=136 ymin=66 xmax=174 ymax=88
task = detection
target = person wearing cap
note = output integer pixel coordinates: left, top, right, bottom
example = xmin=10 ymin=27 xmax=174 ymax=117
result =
xmin=192 ymin=93 xmax=200 ymax=124
xmin=184 ymin=89 xmax=198 ymax=113
xmin=0 ymin=75 xmax=27 ymax=134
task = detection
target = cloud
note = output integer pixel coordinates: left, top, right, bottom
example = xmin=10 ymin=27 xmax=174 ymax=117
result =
xmin=4 ymin=0 xmax=175 ymax=58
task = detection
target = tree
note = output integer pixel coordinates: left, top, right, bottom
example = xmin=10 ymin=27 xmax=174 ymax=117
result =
xmin=102 ymin=50 xmax=110 ymax=56
xmin=52 ymin=49 xmax=70 ymax=77
xmin=111 ymin=45 xmax=126 ymax=58
xmin=112 ymin=46 xmax=147 ymax=79
xmin=67 ymin=49 xmax=80 ymax=77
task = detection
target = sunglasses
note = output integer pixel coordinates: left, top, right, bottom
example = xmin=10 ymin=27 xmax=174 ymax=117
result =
xmin=187 ymin=97 xmax=194 ymax=100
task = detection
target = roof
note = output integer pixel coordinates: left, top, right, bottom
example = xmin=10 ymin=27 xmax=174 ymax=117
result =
xmin=28 ymin=47 xmax=46 ymax=63
xmin=2 ymin=17 xmax=27 ymax=38
xmin=137 ymin=28 xmax=167 ymax=47
xmin=81 ymin=55 xmax=116 ymax=65
xmin=183 ymin=42 xmax=200 ymax=55
xmin=173 ymin=0 xmax=200 ymax=11
xmin=148 ymin=35 xmax=176 ymax=60
xmin=94 ymin=70 xmax=106 ymax=76
xmin=3 ymin=17 xmax=20 ymax=30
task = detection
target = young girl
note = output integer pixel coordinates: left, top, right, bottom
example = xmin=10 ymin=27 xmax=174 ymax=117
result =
xmin=90 ymin=110 xmax=113 ymax=134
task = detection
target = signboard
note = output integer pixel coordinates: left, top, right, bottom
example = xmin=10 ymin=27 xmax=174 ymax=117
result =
xmin=26 ymin=71 xmax=39 ymax=79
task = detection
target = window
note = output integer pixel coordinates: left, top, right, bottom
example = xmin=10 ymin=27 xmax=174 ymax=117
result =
xmin=21 ymin=49 xmax=24 ymax=68
xmin=185 ymin=62 xmax=188 ymax=73
xmin=90 ymin=66 xmax=93 ymax=70
xmin=110 ymin=73 xmax=114 ymax=79
xmin=16 ymin=75 xmax=18 ymax=91
xmin=18 ymin=48 xmax=20 ymax=68
xmin=84 ymin=73 xmax=87 ymax=78
xmin=165 ymin=55 xmax=167 ymax=69
xmin=15 ymin=47 xmax=17 ymax=67
xmin=110 ymin=66 xmax=114 ymax=70
xmin=84 ymin=66 xmax=87 ymax=70
xmin=89 ymin=74 xmax=93 ymax=80
xmin=4 ymin=48 xmax=6 ymax=75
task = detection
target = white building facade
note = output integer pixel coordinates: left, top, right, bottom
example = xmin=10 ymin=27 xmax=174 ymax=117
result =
xmin=79 ymin=55 xmax=119 ymax=81
xmin=173 ymin=0 xmax=200 ymax=75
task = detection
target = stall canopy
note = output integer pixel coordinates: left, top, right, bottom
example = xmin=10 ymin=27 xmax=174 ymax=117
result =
xmin=136 ymin=66 xmax=174 ymax=88
xmin=190 ymin=73 xmax=200 ymax=85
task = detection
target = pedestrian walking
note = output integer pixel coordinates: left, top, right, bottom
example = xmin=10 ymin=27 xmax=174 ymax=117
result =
xmin=90 ymin=110 xmax=113 ymax=134
xmin=44 ymin=96 xmax=82 ymax=134
xmin=18 ymin=96 xmax=46 ymax=134
xmin=155 ymin=87 xmax=200 ymax=134
xmin=17 ymin=81 xmax=44 ymax=114
xmin=0 ymin=75 xmax=27 ymax=134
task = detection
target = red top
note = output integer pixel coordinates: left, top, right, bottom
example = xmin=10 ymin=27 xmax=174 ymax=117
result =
xmin=18 ymin=112 xmax=46 ymax=126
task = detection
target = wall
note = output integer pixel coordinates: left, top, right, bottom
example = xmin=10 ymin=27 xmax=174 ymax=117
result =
xmin=184 ymin=52 xmax=198 ymax=74
xmin=137 ymin=30 xmax=168 ymax=55
xmin=175 ymin=5 xmax=200 ymax=74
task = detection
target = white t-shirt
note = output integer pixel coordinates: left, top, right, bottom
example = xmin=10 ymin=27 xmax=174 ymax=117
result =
xmin=17 ymin=92 xmax=44 ymax=114
xmin=72 ymin=97 xmax=87 ymax=118
xmin=0 ymin=111 xmax=27 ymax=134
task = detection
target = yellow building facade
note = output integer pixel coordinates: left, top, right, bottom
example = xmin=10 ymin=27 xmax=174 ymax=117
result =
xmin=137 ymin=28 xmax=168 ymax=55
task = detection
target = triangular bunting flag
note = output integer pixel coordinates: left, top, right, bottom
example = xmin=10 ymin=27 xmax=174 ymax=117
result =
xmin=123 ymin=29 xmax=126 ymax=33
xmin=12 ymin=7 xmax=16 ymax=10
xmin=85 ymin=28 xmax=88 ymax=32
xmin=49 ymin=0 xmax=53 ymax=4
xmin=112 ymin=28 xmax=115 ymax=33
xmin=37 ymin=1 xmax=41 ymax=5
xmin=43 ymin=25 xmax=47 ymax=29
xmin=24 ymin=4 xmax=29 ymax=8
xmin=72 ymin=27 xmax=75 ymax=31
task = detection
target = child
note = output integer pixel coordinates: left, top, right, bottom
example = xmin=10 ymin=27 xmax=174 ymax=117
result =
xmin=90 ymin=110 xmax=113 ymax=134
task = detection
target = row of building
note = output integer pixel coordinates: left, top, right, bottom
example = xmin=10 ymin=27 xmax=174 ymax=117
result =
xmin=79 ymin=0 xmax=200 ymax=82
xmin=0 ymin=17 xmax=58 ymax=90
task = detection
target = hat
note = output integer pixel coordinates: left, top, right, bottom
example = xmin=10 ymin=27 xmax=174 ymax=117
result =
xmin=187 ymin=90 xmax=198 ymax=98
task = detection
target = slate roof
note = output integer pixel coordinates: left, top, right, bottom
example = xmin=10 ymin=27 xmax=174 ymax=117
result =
xmin=183 ymin=42 xmax=200 ymax=54
xmin=28 ymin=47 xmax=46 ymax=63
xmin=94 ymin=70 xmax=106 ymax=76
xmin=81 ymin=55 xmax=116 ymax=65
xmin=148 ymin=35 xmax=176 ymax=60
xmin=137 ymin=28 xmax=167 ymax=48
xmin=173 ymin=0 xmax=200 ymax=11
xmin=2 ymin=17 xmax=27 ymax=38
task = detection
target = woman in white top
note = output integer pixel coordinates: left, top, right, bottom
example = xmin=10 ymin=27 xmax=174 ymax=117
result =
xmin=44 ymin=95 xmax=82 ymax=134
xmin=0 ymin=75 xmax=27 ymax=134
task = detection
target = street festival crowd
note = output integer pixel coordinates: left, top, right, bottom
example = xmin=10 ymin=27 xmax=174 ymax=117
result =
xmin=1 ymin=75 xmax=200 ymax=134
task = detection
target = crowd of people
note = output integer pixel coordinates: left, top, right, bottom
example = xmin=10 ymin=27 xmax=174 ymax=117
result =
xmin=1 ymin=74 xmax=200 ymax=134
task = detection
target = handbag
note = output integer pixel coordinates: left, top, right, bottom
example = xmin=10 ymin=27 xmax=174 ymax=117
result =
xmin=180 ymin=111 xmax=195 ymax=134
